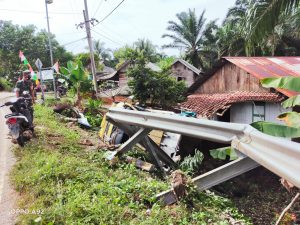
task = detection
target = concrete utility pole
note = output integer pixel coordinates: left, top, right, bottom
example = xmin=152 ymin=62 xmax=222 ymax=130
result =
xmin=83 ymin=0 xmax=98 ymax=93
xmin=45 ymin=0 xmax=57 ymax=98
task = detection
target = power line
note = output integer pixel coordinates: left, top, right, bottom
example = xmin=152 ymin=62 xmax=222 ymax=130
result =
xmin=98 ymin=23 xmax=131 ymax=43
xmin=98 ymin=0 xmax=125 ymax=24
xmin=93 ymin=26 xmax=126 ymax=45
xmin=91 ymin=28 xmax=123 ymax=46
xmin=62 ymin=37 xmax=87 ymax=46
xmin=0 ymin=8 xmax=81 ymax=15
xmin=93 ymin=0 xmax=104 ymax=18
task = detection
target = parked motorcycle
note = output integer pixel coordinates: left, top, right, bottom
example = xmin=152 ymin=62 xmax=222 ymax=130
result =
xmin=0 ymin=92 xmax=34 ymax=147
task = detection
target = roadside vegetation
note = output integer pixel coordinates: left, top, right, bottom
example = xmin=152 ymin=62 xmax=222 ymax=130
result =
xmin=11 ymin=103 xmax=251 ymax=224
xmin=0 ymin=77 xmax=12 ymax=91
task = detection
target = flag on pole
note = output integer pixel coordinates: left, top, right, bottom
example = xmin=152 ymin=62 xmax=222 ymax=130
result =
xmin=52 ymin=61 xmax=60 ymax=74
xmin=18 ymin=51 xmax=39 ymax=85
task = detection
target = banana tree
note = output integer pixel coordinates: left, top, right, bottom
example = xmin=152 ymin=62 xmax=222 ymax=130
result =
xmin=251 ymin=76 xmax=300 ymax=137
xmin=60 ymin=60 xmax=92 ymax=107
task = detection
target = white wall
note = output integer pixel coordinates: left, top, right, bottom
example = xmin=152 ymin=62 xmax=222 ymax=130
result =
xmin=230 ymin=102 xmax=289 ymax=124
xmin=265 ymin=102 xmax=290 ymax=124
xmin=230 ymin=103 xmax=253 ymax=124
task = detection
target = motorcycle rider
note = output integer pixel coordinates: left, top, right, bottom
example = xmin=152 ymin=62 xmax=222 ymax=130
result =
xmin=15 ymin=69 xmax=35 ymax=102
xmin=15 ymin=69 xmax=35 ymax=128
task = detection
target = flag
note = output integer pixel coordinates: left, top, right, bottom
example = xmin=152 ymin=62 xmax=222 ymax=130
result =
xmin=19 ymin=51 xmax=29 ymax=65
xmin=52 ymin=61 xmax=60 ymax=74
xmin=19 ymin=51 xmax=39 ymax=85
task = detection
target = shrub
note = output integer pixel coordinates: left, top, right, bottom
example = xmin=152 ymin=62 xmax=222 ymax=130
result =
xmin=0 ymin=77 xmax=12 ymax=91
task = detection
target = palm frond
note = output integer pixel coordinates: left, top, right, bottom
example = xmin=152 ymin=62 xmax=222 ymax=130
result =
xmin=245 ymin=0 xmax=300 ymax=55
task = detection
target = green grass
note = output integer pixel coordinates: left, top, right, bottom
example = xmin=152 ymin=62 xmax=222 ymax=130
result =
xmin=11 ymin=104 xmax=252 ymax=225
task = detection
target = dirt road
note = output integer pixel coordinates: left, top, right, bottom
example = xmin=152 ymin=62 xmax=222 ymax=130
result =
xmin=0 ymin=92 xmax=17 ymax=225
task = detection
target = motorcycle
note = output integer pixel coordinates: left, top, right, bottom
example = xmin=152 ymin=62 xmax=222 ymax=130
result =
xmin=0 ymin=92 xmax=34 ymax=147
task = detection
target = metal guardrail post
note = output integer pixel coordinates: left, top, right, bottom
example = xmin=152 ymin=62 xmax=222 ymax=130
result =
xmin=157 ymin=155 xmax=259 ymax=205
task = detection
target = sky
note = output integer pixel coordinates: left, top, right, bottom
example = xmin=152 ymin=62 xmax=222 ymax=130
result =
xmin=0 ymin=0 xmax=236 ymax=57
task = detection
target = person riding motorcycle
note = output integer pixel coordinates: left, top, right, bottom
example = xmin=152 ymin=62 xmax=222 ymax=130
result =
xmin=15 ymin=70 xmax=35 ymax=126
xmin=15 ymin=70 xmax=35 ymax=101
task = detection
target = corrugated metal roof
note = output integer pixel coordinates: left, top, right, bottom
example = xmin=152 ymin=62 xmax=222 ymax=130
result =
xmin=224 ymin=57 xmax=300 ymax=97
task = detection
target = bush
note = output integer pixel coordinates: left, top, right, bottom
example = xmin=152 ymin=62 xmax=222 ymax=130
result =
xmin=0 ymin=77 xmax=12 ymax=91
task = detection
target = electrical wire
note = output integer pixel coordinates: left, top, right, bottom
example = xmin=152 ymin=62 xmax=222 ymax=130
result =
xmin=91 ymin=28 xmax=123 ymax=46
xmin=92 ymin=0 xmax=104 ymax=18
xmin=92 ymin=26 xmax=126 ymax=45
xmin=97 ymin=23 xmax=131 ymax=43
xmin=62 ymin=37 xmax=87 ymax=46
xmin=0 ymin=8 xmax=81 ymax=15
xmin=98 ymin=0 xmax=125 ymax=23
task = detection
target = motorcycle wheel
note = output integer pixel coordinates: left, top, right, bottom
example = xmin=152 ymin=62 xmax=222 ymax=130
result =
xmin=17 ymin=134 xmax=25 ymax=147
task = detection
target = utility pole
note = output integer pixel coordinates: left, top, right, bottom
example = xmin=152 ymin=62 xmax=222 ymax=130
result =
xmin=83 ymin=0 xmax=98 ymax=93
xmin=45 ymin=0 xmax=57 ymax=98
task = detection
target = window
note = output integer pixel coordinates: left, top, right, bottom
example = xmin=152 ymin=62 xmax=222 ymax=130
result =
xmin=177 ymin=77 xmax=185 ymax=81
xmin=252 ymin=102 xmax=265 ymax=122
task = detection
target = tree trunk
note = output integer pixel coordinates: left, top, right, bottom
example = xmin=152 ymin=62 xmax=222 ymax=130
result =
xmin=75 ymin=86 xmax=82 ymax=107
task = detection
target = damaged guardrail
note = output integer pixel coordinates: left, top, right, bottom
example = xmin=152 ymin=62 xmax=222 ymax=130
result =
xmin=106 ymin=107 xmax=300 ymax=204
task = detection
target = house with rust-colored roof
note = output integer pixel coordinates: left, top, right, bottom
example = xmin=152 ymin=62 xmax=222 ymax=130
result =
xmin=181 ymin=57 xmax=300 ymax=124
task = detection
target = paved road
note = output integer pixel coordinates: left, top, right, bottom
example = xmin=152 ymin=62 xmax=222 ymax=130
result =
xmin=0 ymin=92 xmax=17 ymax=225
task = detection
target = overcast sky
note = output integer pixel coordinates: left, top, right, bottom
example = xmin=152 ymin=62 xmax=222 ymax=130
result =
xmin=0 ymin=0 xmax=236 ymax=56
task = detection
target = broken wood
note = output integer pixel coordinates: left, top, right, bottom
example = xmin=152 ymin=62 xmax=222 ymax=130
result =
xmin=275 ymin=192 xmax=300 ymax=225
xmin=125 ymin=156 xmax=155 ymax=172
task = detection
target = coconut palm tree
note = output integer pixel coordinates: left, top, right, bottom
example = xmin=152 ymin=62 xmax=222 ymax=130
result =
xmin=245 ymin=0 xmax=300 ymax=54
xmin=92 ymin=40 xmax=112 ymax=62
xmin=162 ymin=9 xmax=208 ymax=69
xmin=134 ymin=38 xmax=159 ymax=62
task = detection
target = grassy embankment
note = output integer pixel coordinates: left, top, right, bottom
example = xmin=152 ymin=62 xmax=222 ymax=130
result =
xmin=11 ymin=103 xmax=252 ymax=224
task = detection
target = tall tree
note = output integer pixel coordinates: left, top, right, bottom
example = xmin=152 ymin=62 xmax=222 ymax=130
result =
xmin=134 ymin=38 xmax=159 ymax=62
xmin=0 ymin=21 xmax=73 ymax=80
xmin=162 ymin=9 xmax=208 ymax=69
xmin=92 ymin=40 xmax=112 ymax=63
xmin=245 ymin=0 xmax=300 ymax=55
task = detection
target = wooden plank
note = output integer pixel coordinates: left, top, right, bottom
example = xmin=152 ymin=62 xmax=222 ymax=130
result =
xmin=156 ymin=157 xmax=259 ymax=205
xmin=116 ymin=128 xmax=151 ymax=154
xmin=125 ymin=156 xmax=155 ymax=172
xmin=107 ymin=120 xmax=177 ymax=169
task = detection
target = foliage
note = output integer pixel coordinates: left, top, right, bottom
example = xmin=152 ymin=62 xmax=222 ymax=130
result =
xmin=113 ymin=39 xmax=160 ymax=69
xmin=245 ymin=0 xmax=300 ymax=54
xmin=210 ymin=147 xmax=238 ymax=161
xmin=162 ymin=9 xmax=209 ymax=69
xmin=252 ymin=121 xmax=300 ymax=137
xmin=251 ymin=76 xmax=300 ymax=137
xmin=0 ymin=77 xmax=12 ymax=91
xmin=0 ymin=21 xmax=73 ymax=80
xmin=134 ymin=38 xmax=160 ymax=63
xmin=158 ymin=56 xmax=176 ymax=72
xmin=84 ymin=98 xmax=103 ymax=127
xmin=11 ymin=104 xmax=251 ymax=224
xmin=261 ymin=77 xmax=300 ymax=92
xmin=75 ymin=52 xmax=102 ymax=71
xmin=127 ymin=51 xmax=186 ymax=108
xmin=60 ymin=60 xmax=93 ymax=106
xmin=282 ymin=95 xmax=300 ymax=109
xmin=92 ymin=40 xmax=112 ymax=65
xmin=180 ymin=150 xmax=204 ymax=175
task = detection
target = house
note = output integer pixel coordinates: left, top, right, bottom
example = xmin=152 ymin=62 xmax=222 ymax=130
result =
xmin=171 ymin=59 xmax=203 ymax=87
xmin=96 ymin=66 xmax=115 ymax=79
xmin=97 ymin=61 xmax=162 ymax=96
xmin=181 ymin=57 xmax=300 ymax=124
